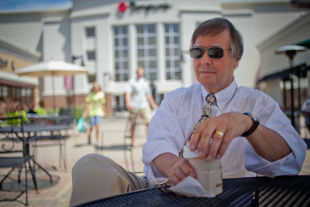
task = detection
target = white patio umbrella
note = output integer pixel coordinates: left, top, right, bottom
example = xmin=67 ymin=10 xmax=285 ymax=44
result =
xmin=15 ymin=59 xmax=88 ymax=111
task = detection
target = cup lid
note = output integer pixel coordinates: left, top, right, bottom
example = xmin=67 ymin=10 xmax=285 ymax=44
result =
xmin=183 ymin=143 xmax=198 ymax=158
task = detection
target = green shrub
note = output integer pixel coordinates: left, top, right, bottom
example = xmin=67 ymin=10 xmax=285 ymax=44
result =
xmin=5 ymin=110 xmax=28 ymax=125
xmin=35 ymin=107 xmax=48 ymax=115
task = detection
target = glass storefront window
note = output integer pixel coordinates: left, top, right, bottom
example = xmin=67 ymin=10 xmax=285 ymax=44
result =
xmin=136 ymin=24 xmax=157 ymax=81
xmin=113 ymin=25 xmax=129 ymax=82
xmin=164 ymin=23 xmax=182 ymax=80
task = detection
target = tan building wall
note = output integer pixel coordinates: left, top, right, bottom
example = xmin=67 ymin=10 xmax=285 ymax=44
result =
xmin=0 ymin=51 xmax=34 ymax=73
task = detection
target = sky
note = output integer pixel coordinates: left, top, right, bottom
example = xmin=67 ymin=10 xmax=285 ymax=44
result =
xmin=0 ymin=0 xmax=72 ymax=12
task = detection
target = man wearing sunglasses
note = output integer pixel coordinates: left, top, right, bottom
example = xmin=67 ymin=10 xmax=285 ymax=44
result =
xmin=70 ymin=18 xmax=306 ymax=206
xmin=143 ymin=18 xmax=306 ymax=187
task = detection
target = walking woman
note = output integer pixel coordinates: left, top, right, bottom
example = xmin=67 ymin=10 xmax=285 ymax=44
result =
xmin=82 ymin=82 xmax=106 ymax=146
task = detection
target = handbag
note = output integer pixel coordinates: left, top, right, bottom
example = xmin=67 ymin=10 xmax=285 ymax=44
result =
xmin=77 ymin=118 xmax=87 ymax=132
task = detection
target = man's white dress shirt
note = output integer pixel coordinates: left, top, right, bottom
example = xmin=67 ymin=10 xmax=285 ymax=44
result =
xmin=142 ymin=79 xmax=307 ymax=185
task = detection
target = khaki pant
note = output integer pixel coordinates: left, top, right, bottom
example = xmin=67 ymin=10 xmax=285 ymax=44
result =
xmin=130 ymin=105 xmax=152 ymax=125
xmin=70 ymin=154 xmax=151 ymax=206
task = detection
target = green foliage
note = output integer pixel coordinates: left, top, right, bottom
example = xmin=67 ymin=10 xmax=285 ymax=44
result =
xmin=73 ymin=107 xmax=85 ymax=120
xmin=4 ymin=110 xmax=28 ymax=125
xmin=35 ymin=107 xmax=47 ymax=115
xmin=56 ymin=107 xmax=87 ymax=122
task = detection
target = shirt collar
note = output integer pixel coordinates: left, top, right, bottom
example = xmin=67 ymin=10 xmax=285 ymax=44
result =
xmin=200 ymin=77 xmax=238 ymax=111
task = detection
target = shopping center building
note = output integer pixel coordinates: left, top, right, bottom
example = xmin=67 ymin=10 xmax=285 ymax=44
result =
xmin=0 ymin=0 xmax=309 ymax=115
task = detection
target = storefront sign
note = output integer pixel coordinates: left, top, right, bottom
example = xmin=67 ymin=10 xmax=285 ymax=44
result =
xmin=118 ymin=1 xmax=171 ymax=13
xmin=118 ymin=2 xmax=128 ymax=13
xmin=64 ymin=75 xmax=73 ymax=90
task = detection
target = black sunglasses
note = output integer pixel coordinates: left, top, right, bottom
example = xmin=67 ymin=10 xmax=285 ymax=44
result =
xmin=189 ymin=47 xmax=231 ymax=59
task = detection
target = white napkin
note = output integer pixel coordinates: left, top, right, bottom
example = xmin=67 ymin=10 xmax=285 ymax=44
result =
xmin=163 ymin=176 xmax=215 ymax=198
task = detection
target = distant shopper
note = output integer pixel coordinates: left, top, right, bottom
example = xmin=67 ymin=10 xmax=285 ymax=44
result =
xmin=27 ymin=102 xmax=38 ymax=115
xmin=301 ymin=97 xmax=310 ymax=131
xmin=82 ymin=82 xmax=107 ymax=146
xmin=125 ymin=67 xmax=158 ymax=147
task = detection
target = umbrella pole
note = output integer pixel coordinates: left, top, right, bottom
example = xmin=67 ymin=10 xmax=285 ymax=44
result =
xmin=52 ymin=75 xmax=56 ymax=112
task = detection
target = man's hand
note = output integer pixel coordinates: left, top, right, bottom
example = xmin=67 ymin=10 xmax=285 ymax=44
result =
xmin=125 ymin=93 xmax=133 ymax=111
xmin=153 ymin=153 xmax=196 ymax=187
xmin=189 ymin=112 xmax=250 ymax=161
xmin=126 ymin=103 xmax=133 ymax=111
xmin=189 ymin=112 xmax=291 ymax=162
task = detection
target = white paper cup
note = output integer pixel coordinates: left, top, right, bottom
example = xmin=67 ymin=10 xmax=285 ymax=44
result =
xmin=187 ymin=157 xmax=221 ymax=171
xmin=196 ymin=168 xmax=223 ymax=195
xmin=183 ymin=143 xmax=223 ymax=195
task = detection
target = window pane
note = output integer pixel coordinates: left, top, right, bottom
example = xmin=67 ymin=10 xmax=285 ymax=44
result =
xmin=122 ymin=26 xmax=128 ymax=33
xmin=124 ymin=61 xmax=128 ymax=69
xmin=137 ymin=25 xmax=143 ymax=33
xmin=114 ymin=27 xmax=118 ymax=35
xmin=86 ymin=28 xmax=95 ymax=37
xmin=115 ymin=74 xmax=120 ymax=81
xmin=174 ymin=24 xmax=179 ymax=32
xmin=174 ymin=36 xmax=179 ymax=44
xmin=165 ymin=48 xmax=170 ymax=56
xmin=115 ymin=39 xmax=119 ymax=46
xmin=123 ymin=38 xmax=128 ymax=46
xmin=149 ymin=72 xmax=156 ymax=80
xmin=115 ymin=50 xmax=119 ymax=58
xmin=124 ymin=73 xmax=129 ymax=81
xmin=164 ymin=24 xmax=169 ymax=31
xmin=149 ymin=37 xmax=156 ymax=45
xmin=137 ymin=37 xmax=144 ymax=45
xmin=166 ymin=72 xmax=171 ymax=80
xmin=138 ymin=49 xmax=144 ymax=57
xmin=3 ymin=85 xmax=8 ymax=97
xmin=115 ymin=62 xmax=119 ymax=70
xmin=138 ymin=61 xmax=144 ymax=67
xmin=87 ymin=51 xmax=96 ymax=60
xmin=3 ymin=86 xmax=5 ymax=98
xmin=149 ymin=25 xmax=155 ymax=33
xmin=165 ymin=37 xmax=169 ymax=44
xmin=174 ymin=48 xmax=179 ymax=56
xmin=149 ymin=49 xmax=156 ymax=56
xmin=166 ymin=60 xmax=170 ymax=68
xmin=149 ymin=61 xmax=156 ymax=68
xmin=123 ymin=50 xmax=128 ymax=58
xmin=175 ymin=60 xmax=180 ymax=67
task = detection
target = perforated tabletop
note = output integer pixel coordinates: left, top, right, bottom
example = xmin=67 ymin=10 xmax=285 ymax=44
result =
xmin=79 ymin=176 xmax=310 ymax=207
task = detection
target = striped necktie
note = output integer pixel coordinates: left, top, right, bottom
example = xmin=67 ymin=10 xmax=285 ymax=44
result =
xmin=188 ymin=94 xmax=216 ymax=141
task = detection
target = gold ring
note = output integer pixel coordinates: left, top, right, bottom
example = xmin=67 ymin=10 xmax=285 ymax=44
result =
xmin=215 ymin=131 xmax=224 ymax=137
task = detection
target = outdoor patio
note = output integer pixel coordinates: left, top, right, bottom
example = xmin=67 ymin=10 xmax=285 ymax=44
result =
xmin=0 ymin=116 xmax=310 ymax=207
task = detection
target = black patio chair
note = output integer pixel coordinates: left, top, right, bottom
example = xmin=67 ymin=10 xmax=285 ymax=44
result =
xmin=30 ymin=115 xmax=70 ymax=171
xmin=0 ymin=116 xmax=35 ymax=206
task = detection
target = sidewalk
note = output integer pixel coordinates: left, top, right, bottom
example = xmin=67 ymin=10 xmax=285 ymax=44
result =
xmin=0 ymin=117 xmax=310 ymax=207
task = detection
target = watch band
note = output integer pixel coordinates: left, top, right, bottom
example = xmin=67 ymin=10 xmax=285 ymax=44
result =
xmin=242 ymin=112 xmax=260 ymax=137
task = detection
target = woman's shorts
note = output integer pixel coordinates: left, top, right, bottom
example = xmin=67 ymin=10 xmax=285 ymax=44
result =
xmin=89 ymin=116 xmax=102 ymax=126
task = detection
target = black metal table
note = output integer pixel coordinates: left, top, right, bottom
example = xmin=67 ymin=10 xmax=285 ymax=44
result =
xmin=27 ymin=114 xmax=75 ymax=125
xmin=78 ymin=176 xmax=310 ymax=207
xmin=0 ymin=124 xmax=72 ymax=190
xmin=0 ymin=124 xmax=72 ymax=134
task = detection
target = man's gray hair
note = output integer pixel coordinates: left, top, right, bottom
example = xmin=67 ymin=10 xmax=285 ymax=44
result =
xmin=191 ymin=18 xmax=243 ymax=60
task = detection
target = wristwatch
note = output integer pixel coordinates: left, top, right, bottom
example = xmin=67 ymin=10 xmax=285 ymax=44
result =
xmin=242 ymin=112 xmax=260 ymax=137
